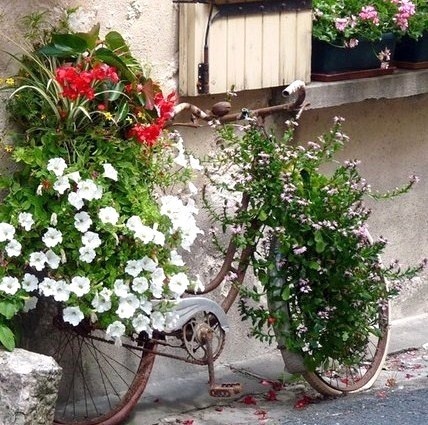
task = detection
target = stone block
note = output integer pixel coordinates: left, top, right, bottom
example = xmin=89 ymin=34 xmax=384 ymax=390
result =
xmin=0 ymin=348 xmax=62 ymax=425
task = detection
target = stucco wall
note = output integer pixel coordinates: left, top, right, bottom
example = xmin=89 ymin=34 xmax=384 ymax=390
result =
xmin=0 ymin=0 xmax=427 ymax=404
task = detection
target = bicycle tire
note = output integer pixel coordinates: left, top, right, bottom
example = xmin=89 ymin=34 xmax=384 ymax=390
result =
xmin=301 ymin=297 xmax=390 ymax=396
xmin=21 ymin=301 xmax=156 ymax=425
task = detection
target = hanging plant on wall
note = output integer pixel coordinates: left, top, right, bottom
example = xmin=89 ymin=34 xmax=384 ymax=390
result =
xmin=0 ymin=20 xmax=202 ymax=350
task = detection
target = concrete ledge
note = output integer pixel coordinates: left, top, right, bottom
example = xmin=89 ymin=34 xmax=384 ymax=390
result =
xmin=304 ymin=69 xmax=428 ymax=109
xmin=271 ymin=69 xmax=428 ymax=110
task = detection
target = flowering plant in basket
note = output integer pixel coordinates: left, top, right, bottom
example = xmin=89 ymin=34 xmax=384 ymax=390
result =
xmin=0 ymin=22 xmax=202 ymax=350
xmin=313 ymin=0 xmax=419 ymax=47
xmin=204 ymin=117 xmax=424 ymax=370
xmin=404 ymin=0 xmax=428 ymax=40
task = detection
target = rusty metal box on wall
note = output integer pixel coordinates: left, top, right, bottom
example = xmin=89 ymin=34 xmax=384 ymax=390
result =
xmin=178 ymin=0 xmax=312 ymax=96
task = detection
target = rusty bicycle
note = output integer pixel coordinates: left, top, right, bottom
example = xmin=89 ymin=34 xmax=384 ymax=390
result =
xmin=23 ymin=81 xmax=390 ymax=425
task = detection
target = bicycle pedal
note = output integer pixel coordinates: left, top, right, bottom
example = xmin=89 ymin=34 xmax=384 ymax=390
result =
xmin=209 ymin=383 xmax=242 ymax=397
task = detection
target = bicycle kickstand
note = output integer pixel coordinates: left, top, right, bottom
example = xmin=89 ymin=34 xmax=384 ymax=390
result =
xmin=200 ymin=327 xmax=243 ymax=397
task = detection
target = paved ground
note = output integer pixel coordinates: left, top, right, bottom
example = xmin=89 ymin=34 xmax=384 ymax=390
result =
xmin=126 ymin=315 xmax=428 ymax=425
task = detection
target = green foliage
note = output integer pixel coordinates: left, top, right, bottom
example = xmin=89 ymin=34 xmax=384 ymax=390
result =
xmin=205 ymin=117 xmax=423 ymax=369
xmin=0 ymin=16 xmax=201 ymax=350
xmin=312 ymin=0 xmax=425 ymax=46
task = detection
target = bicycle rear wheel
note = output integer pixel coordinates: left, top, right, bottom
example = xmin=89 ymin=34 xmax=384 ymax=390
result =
xmin=21 ymin=301 xmax=156 ymax=425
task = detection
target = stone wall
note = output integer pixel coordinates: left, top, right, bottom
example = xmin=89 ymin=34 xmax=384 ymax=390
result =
xmin=0 ymin=349 xmax=61 ymax=425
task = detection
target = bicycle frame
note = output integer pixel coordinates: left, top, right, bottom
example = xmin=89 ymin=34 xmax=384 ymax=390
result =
xmin=134 ymin=81 xmax=308 ymax=387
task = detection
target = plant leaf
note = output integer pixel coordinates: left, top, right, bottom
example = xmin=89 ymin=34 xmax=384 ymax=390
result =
xmin=0 ymin=301 xmax=20 ymax=320
xmin=93 ymin=48 xmax=136 ymax=82
xmin=76 ymin=23 xmax=100 ymax=50
xmin=0 ymin=324 xmax=15 ymax=351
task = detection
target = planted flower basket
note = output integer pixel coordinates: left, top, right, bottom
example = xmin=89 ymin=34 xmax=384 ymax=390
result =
xmin=393 ymin=31 xmax=428 ymax=69
xmin=311 ymin=33 xmax=396 ymax=81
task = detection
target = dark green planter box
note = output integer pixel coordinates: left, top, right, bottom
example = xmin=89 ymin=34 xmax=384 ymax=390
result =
xmin=312 ymin=34 xmax=396 ymax=74
xmin=394 ymin=32 xmax=428 ymax=63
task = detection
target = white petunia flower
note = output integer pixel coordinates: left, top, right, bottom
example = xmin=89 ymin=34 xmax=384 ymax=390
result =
xmin=170 ymin=250 xmax=184 ymax=266
xmin=74 ymin=212 xmax=92 ymax=233
xmin=50 ymin=213 xmax=58 ymax=226
xmin=79 ymin=246 xmax=96 ymax=263
xmin=168 ymin=272 xmax=190 ymax=297
xmin=46 ymin=249 xmax=61 ymax=269
xmin=132 ymin=313 xmax=151 ymax=334
xmin=47 ymin=157 xmax=67 ymax=177
xmin=63 ymin=306 xmax=84 ymax=327
xmin=68 ymin=192 xmax=84 ymax=210
xmin=22 ymin=296 xmax=38 ymax=313
xmin=0 ymin=223 xmax=15 ymax=242
xmin=5 ymin=239 xmax=22 ymax=257
xmin=151 ymin=311 xmax=166 ymax=331
xmin=77 ymin=179 xmax=99 ymax=201
xmin=113 ymin=279 xmax=129 ymax=298
xmin=106 ymin=320 xmax=126 ymax=346
xmin=99 ymin=207 xmax=119 ymax=225
xmin=133 ymin=224 xmax=154 ymax=244
xmin=21 ymin=273 xmax=39 ymax=292
xmin=103 ymin=163 xmax=118 ymax=181
xmin=42 ymin=227 xmax=63 ymax=248
xmin=53 ymin=280 xmax=70 ymax=302
xmin=141 ymin=256 xmax=158 ymax=272
xmin=18 ymin=212 xmax=34 ymax=231
xmin=151 ymin=267 xmax=166 ymax=286
xmin=126 ymin=216 xmax=143 ymax=233
xmin=151 ymin=223 xmax=165 ymax=246
xmin=69 ymin=276 xmax=91 ymax=297
xmin=92 ymin=288 xmax=112 ymax=313
xmin=139 ymin=297 xmax=153 ymax=315
xmin=150 ymin=279 xmax=164 ymax=299
xmin=39 ymin=277 xmax=57 ymax=297
xmin=94 ymin=185 xmax=103 ymax=200
xmin=53 ymin=176 xmax=71 ymax=194
xmin=125 ymin=259 xmax=144 ymax=277
xmin=132 ymin=277 xmax=149 ymax=294
xmin=29 ymin=251 xmax=48 ymax=271
xmin=0 ymin=276 xmax=20 ymax=295
xmin=65 ymin=171 xmax=81 ymax=183
xmin=82 ymin=231 xmax=102 ymax=249
xmin=116 ymin=294 xmax=140 ymax=319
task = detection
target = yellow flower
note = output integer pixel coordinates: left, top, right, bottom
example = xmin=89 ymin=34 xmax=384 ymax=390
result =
xmin=5 ymin=78 xmax=15 ymax=86
xmin=104 ymin=112 xmax=114 ymax=121
xmin=4 ymin=145 xmax=13 ymax=153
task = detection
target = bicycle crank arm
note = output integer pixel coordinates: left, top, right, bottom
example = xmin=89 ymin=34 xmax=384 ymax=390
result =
xmin=201 ymin=326 xmax=243 ymax=398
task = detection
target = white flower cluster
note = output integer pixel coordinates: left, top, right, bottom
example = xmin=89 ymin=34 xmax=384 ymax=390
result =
xmin=0 ymin=157 xmax=203 ymax=345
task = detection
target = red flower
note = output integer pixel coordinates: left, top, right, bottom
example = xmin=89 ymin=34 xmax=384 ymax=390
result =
xmin=241 ymin=395 xmax=257 ymax=405
xmin=55 ymin=63 xmax=119 ymax=101
xmin=128 ymin=121 xmax=163 ymax=146
xmin=91 ymin=63 xmax=119 ymax=83
xmin=154 ymin=92 xmax=176 ymax=121
xmin=264 ymin=390 xmax=278 ymax=401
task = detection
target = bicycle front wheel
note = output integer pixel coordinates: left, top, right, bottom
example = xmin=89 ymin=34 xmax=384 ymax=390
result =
xmin=301 ymin=298 xmax=390 ymax=396
xmin=21 ymin=301 xmax=156 ymax=425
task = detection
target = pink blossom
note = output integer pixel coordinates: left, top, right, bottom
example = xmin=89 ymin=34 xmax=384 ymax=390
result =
xmin=359 ymin=6 xmax=380 ymax=25
xmin=393 ymin=0 xmax=416 ymax=31
xmin=335 ymin=18 xmax=349 ymax=32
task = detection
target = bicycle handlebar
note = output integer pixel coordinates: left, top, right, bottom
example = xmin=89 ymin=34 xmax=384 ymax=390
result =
xmin=170 ymin=80 xmax=306 ymax=127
